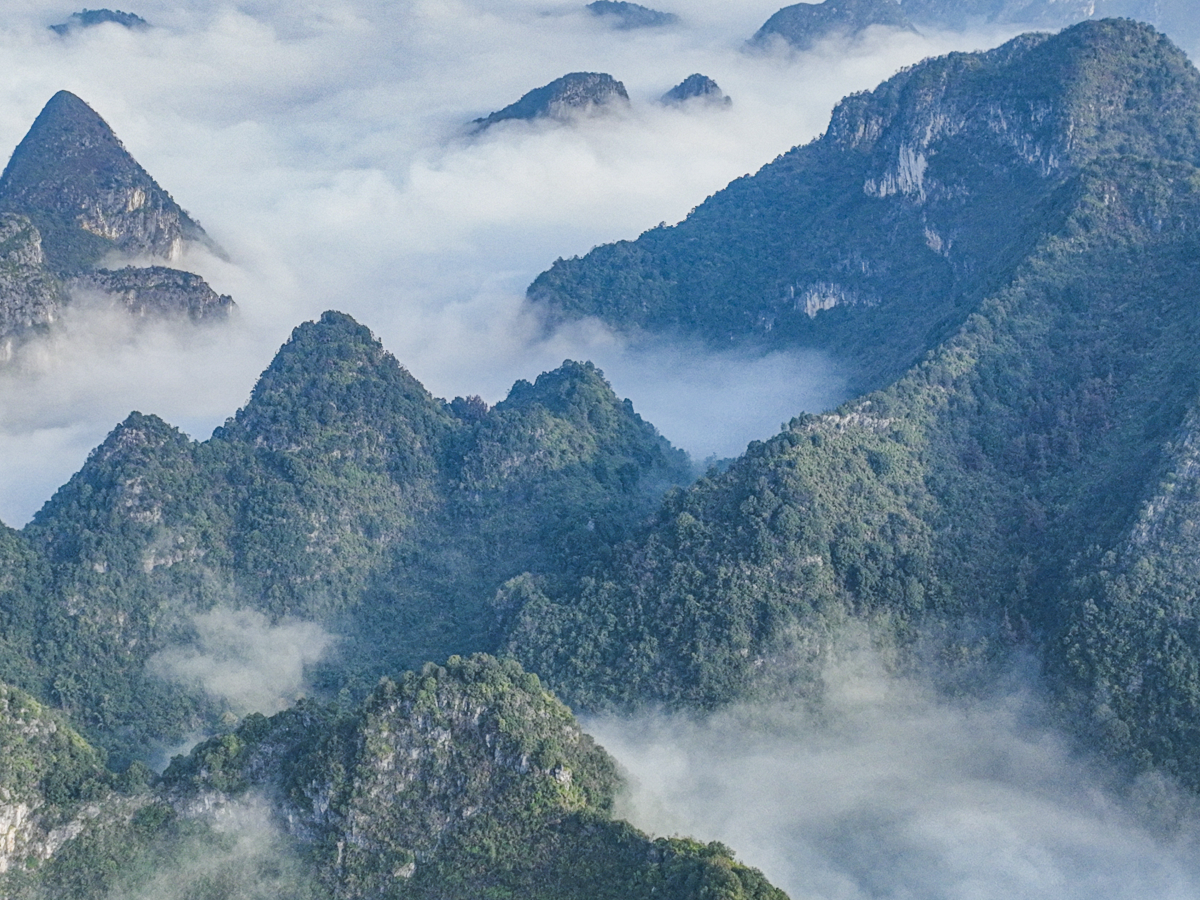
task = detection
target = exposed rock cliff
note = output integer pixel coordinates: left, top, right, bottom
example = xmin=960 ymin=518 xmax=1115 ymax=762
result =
xmin=159 ymin=655 xmax=787 ymax=900
xmin=0 ymin=91 xmax=216 ymax=275
xmin=69 ymin=265 xmax=234 ymax=321
xmin=0 ymin=215 xmax=63 ymax=345
xmin=0 ymin=683 xmax=111 ymax=877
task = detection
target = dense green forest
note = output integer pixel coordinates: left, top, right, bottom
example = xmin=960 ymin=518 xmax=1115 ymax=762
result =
xmin=0 ymin=656 xmax=786 ymax=900
xmin=0 ymin=311 xmax=690 ymax=764
xmin=530 ymin=20 xmax=1200 ymax=395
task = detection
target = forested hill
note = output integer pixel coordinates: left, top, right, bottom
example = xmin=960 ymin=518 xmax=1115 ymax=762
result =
xmin=528 ymin=19 xmax=1200 ymax=395
xmin=509 ymin=134 xmax=1200 ymax=787
xmin=0 ymin=656 xmax=787 ymax=899
xmin=0 ymin=310 xmax=691 ymax=764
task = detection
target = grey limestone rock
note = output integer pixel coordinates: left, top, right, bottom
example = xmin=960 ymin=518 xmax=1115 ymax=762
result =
xmin=0 ymin=214 xmax=64 ymax=341
xmin=69 ymin=266 xmax=234 ymax=321
xmin=0 ymin=91 xmax=220 ymax=276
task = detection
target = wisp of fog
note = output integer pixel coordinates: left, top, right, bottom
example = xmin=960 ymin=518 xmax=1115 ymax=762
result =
xmin=0 ymin=0 xmax=1027 ymax=524
xmin=587 ymin=643 xmax=1200 ymax=900
xmin=149 ymin=608 xmax=334 ymax=716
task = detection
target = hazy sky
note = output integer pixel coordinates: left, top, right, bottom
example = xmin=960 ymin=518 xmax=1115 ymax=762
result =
xmin=0 ymin=1 xmax=1031 ymax=524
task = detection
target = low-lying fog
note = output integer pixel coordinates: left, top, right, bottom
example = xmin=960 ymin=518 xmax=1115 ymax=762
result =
xmin=587 ymin=644 xmax=1200 ymax=899
xmin=0 ymin=1 xmax=1028 ymax=524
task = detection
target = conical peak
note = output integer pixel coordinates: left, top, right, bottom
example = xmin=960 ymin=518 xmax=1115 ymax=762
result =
xmin=1 ymin=91 xmax=132 ymax=193
xmin=0 ymin=91 xmax=211 ymax=273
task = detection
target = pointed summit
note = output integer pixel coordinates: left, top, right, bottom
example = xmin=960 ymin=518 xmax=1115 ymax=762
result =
xmin=0 ymin=91 xmax=215 ymax=275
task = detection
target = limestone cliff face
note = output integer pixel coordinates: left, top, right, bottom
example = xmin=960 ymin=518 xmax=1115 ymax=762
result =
xmin=0 ymin=684 xmax=110 ymax=877
xmin=0 ymin=91 xmax=218 ymax=275
xmin=826 ymin=21 xmax=1200 ymax=203
xmin=69 ymin=266 xmax=234 ymax=321
xmin=164 ymin=656 xmax=617 ymax=897
xmin=0 ymin=214 xmax=64 ymax=345
xmin=0 ymin=91 xmax=233 ymax=343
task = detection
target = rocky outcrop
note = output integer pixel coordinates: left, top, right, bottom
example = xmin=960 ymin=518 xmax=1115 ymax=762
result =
xmin=661 ymin=74 xmax=731 ymax=106
xmin=0 ymin=683 xmax=111 ymax=877
xmin=0 ymin=92 xmax=233 ymax=343
xmin=0 ymin=91 xmax=218 ymax=275
xmin=69 ymin=266 xmax=234 ymax=321
xmin=0 ymin=214 xmax=64 ymax=343
xmin=157 ymin=655 xmax=786 ymax=900
xmin=750 ymin=0 xmax=918 ymax=51
xmin=49 ymin=8 xmax=150 ymax=35
xmin=586 ymin=1 xmax=679 ymax=29
xmin=473 ymin=73 xmax=630 ymax=131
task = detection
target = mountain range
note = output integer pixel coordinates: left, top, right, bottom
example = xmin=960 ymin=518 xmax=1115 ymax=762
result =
xmin=4 ymin=13 xmax=1200 ymax=900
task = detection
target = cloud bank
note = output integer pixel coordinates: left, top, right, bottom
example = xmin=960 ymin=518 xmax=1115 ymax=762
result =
xmin=588 ymin=645 xmax=1200 ymax=899
xmin=0 ymin=1 xmax=1028 ymax=524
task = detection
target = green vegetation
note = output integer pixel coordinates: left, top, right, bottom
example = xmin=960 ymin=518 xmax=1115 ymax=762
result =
xmin=530 ymin=20 xmax=1200 ymax=396
xmin=0 ymin=311 xmax=690 ymax=763
xmin=510 ymin=150 xmax=1200 ymax=787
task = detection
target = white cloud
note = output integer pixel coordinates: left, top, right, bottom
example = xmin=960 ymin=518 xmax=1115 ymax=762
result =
xmin=148 ymin=607 xmax=334 ymax=716
xmin=0 ymin=2 xmax=1026 ymax=525
xmin=588 ymin=642 xmax=1200 ymax=899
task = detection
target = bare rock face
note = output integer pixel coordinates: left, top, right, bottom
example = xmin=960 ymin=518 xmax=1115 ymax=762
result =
xmin=0 ymin=92 xmax=234 ymax=344
xmin=0 ymin=91 xmax=217 ymax=276
xmin=750 ymin=0 xmax=918 ymax=51
xmin=0 ymin=683 xmax=111 ymax=877
xmin=0 ymin=214 xmax=64 ymax=342
xmin=473 ymin=73 xmax=630 ymax=131
xmin=69 ymin=266 xmax=234 ymax=321
xmin=661 ymin=74 xmax=731 ymax=106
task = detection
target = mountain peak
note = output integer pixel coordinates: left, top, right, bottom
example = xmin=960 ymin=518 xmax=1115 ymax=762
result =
xmin=586 ymin=1 xmax=680 ymax=29
xmin=662 ymin=74 xmax=731 ymax=106
xmin=473 ymin=73 xmax=630 ymax=131
xmin=0 ymin=91 xmax=214 ymax=274
xmin=750 ymin=0 xmax=918 ymax=51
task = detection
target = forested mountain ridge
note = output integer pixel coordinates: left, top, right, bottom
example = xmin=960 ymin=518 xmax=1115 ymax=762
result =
xmin=530 ymin=19 xmax=1200 ymax=395
xmin=0 ymin=311 xmax=691 ymax=764
xmin=509 ymin=146 xmax=1200 ymax=786
xmin=0 ymin=656 xmax=787 ymax=899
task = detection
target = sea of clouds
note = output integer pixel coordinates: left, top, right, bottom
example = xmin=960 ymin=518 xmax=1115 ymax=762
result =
xmin=0 ymin=0 xmax=1029 ymax=524
xmin=5 ymin=4 xmax=1200 ymax=897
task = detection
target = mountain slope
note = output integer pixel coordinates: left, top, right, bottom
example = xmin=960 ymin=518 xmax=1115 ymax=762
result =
xmin=2 ymin=312 xmax=690 ymax=763
xmin=474 ymin=73 xmax=630 ymax=130
xmin=507 ymin=25 xmax=1200 ymax=789
xmin=0 ymin=91 xmax=212 ymax=275
xmin=0 ymin=658 xmax=788 ymax=900
xmin=750 ymin=0 xmax=918 ymax=51
xmin=529 ymin=20 xmax=1200 ymax=395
